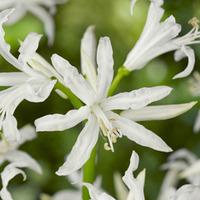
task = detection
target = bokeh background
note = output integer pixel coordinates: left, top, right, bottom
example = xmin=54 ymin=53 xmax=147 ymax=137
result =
xmin=1 ymin=0 xmax=200 ymax=199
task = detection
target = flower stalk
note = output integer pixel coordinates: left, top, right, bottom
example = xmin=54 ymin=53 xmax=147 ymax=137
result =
xmin=108 ymin=66 xmax=130 ymax=96
xmin=82 ymin=146 xmax=97 ymax=200
xmin=55 ymin=82 xmax=83 ymax=109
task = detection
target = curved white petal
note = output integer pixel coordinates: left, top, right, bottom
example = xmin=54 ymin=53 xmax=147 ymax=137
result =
xmin=157 ymin=169 xmax=179 ymax=200
xmin=5 ymin=150 xmax=42 ymax=174
xmin=18 ymin=124 xmax=36 ymax=146
xmin=0 ymin=9 xmax=23 ymax=70
xmin=3 ymin=115 xmax=21 ymax=142
xmin=173 ymin=46 xmax=195 ymax=79
xmin=180 ymin=160 xmax=200 ymax=179
xmin=122 ymin=151 xmax=145 ymax=200
xmin=0 ymin=164 xmax=26 ymax=200
xmin=30 ymin=53 xmax=57 ymax=78
xmin=96 ymin=37 xmax=114 ymax=99
xmin=5 ymin=4 xmax=26 ymax=25
xmin=102 ymin=86 xmax=172 ymax=111
xmin=18 ymin=32 xmax=42 ymax=63
xmin=0 ymin=72 xmax=28 ymax=86
xmin=172 ymin=184 xmax=200 ymax=200
xmin=83 ymin=183 xmax=116 ymax=200
xmin=51 ymin=54 xmax=95 ymax=105
xmin=56 ymin=115 xmax=99 ymax=176
xmin=81 ymin=26 xmax=97 ymax=89
xmin=27 ymin=5 xmax=54 ymax=45
xmin=121 ymin=102 xmax=196 ymax=121
xmin=168 ymin=149 xmax=197 ymax=164
xmin=25 ymin=79 xmax=56 ymax=103
xmin=35 ymin=106 xmax=90 ymax=132
xmin=112 ymin=114 xmax=172 ymax=152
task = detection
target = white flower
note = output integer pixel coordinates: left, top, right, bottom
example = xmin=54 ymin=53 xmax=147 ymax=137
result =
xmin=0 ymin=125 xmax=42 ymax=200
xmin=35 ymin=26 xmax=196 ymax=176
xmin=158 ymin=149 xmax=200 ymax=200
xmin=0 ymin=0 xmax=67 ymax=45
xmin=0 ymin=9 xmax=66 ymax=142
xmin=124 ymin=0 xmax=200 ymax=79
xmin=84 ymin=151 xmax=145 ymax=200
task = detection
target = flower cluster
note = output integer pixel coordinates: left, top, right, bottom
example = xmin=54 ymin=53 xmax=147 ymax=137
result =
xmin=0 ymin=0 xmax=199 ymax=199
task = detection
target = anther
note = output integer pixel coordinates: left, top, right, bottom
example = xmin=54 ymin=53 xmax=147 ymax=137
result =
xmin=104 ymin=143 xmax=111 ymax=151
xmin=188 ymin=17 xmax=200 ymax=29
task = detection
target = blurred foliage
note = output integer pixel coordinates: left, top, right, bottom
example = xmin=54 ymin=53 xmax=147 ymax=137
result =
xmin=1 ymin=0 xmax=200 ymax=200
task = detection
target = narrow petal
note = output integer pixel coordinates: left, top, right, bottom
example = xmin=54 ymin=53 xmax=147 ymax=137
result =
xmin=121 ymin=102 xmax=197 ymax=121
xmin=0 ymin=9 xmax=23 ymax=70
xmin=35 ymin=106 xmax=89 ymax=132
xmin=0 ymin=72 xmax=28 ymax=86
xmin=180 ymin=160 xmax=200 ymax=179
xmin=168 ymin=149 xmax=197 ymax=164
xmin=56 ymin=115 xmax=99 ymax=176
xmin=27 ymin=5 xmax=54 ymax=45
xmin=25 ymin=80 xmax=56 ymax=103
xmin=51 ymin=54 xmax=95 ymax=105
xmin=3 ymin=115 xmax=21 ymax=142
xmin=18 ymin=32 xmax=42 ymax=63
xmin=5 ymin=4 xmax=26 ymax=25
xmin=96 ymin=37 xmax=114 ymax=99
xmin=18 ymin=124 xmax=36 ymax=146
xmin=102 ymin=86 xmax=172 ymax=111
xmin=122 ymin=151 xmax=145 ymax=200
xmin=172 ymin=184 xmax=200 ymax=200
xmin=173 ymin=46 xmax=195 ymax=79
xmin=83 ymin=183 xmax=116 ymax=200
xmin=157 ymin=170 xmax=178 ymax=200
xmin=81 ymin=26 xmax=97 ymax=89
xmin=0 ymin=164 xmax=26 ymax=200
xmin=5 ymin=150 xmax=42 ymax=174
xmin=29 ymin=53 xmax=58 ymax=78
xmin=112 ymin=114 xmax=172 ymax=152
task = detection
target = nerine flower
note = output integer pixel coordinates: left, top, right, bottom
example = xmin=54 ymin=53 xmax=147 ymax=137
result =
xmin=124 ymin=0 xmax=200 ymax=79
xmin=35 ymin=26 xmax=196 ymax=176
xmin=158 ymin=149 xmax=200 ymax=200
xmin=0 ymin=0 xmax=67 ymax=44
xmin=0 ymin=125 xmax=42 ymax=200
xmin=0 ymin=9 xmax=65 ymax=142
xmin=84 ymin=151 xmax=145 ymax=200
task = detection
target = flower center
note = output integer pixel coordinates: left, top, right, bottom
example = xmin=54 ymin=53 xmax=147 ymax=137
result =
xmin=92 ymin=104 xmax=121 ymax=152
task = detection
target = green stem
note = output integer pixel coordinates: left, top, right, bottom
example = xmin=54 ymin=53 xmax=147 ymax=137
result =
xmin=82 ymin=146 xmax=97 ymax=200
xmin=108 ymin=66 xmax=130 ymax=96
xmin=55 ymin=82 xmax=83 ymax=109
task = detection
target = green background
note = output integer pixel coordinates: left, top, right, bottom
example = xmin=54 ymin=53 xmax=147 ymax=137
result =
xmin=1 ymin=0 xmax=200 ymax=199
